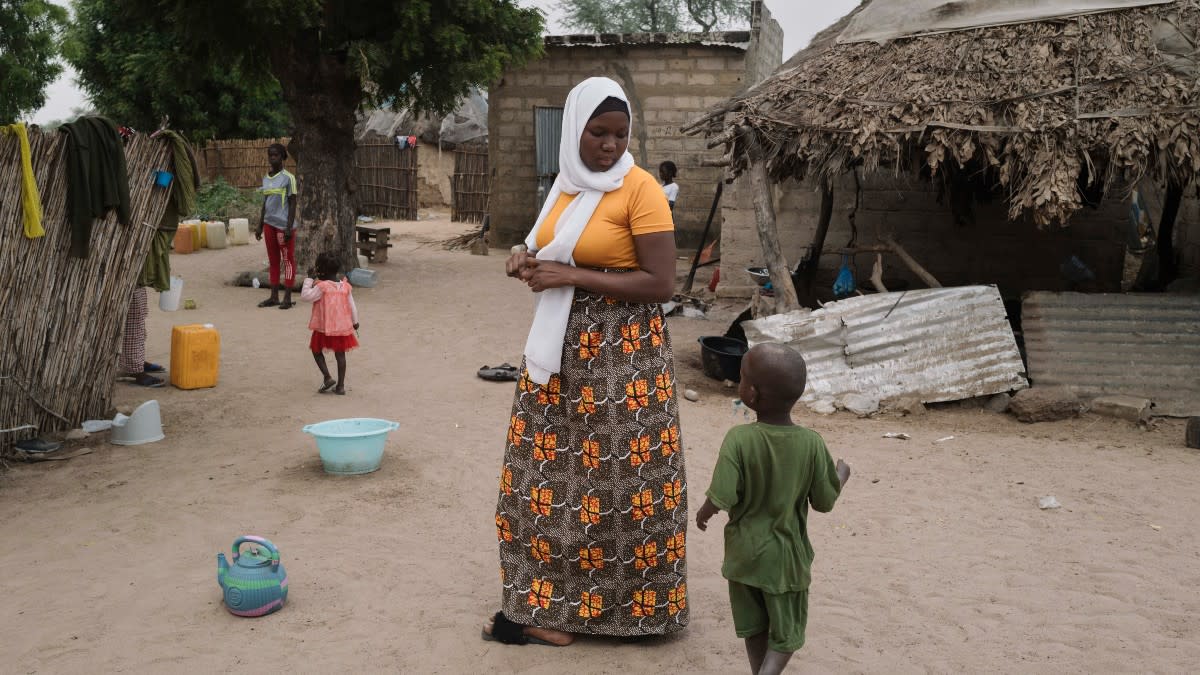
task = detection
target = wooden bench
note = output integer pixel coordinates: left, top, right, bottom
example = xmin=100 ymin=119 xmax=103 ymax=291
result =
xmin=355 ymin=225 xmax=392 ymax=263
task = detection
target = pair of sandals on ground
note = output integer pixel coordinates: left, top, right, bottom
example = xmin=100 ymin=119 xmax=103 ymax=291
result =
xmin=125 ymin=362 xmax=166 ymax=388
xmin=257 ymin=297 xmax=295 ymax=309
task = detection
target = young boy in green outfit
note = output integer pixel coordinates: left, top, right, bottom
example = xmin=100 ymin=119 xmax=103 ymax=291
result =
xmin=697 ymin=343 xmax=851 ymax=675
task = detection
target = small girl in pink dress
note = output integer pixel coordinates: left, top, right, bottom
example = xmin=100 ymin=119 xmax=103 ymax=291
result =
xmin=301 ymin=252 xmax=359 ymax=395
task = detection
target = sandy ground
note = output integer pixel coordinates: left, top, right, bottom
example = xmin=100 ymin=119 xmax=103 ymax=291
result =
xmin=1 ymin=216 xmax=1198 ymax=674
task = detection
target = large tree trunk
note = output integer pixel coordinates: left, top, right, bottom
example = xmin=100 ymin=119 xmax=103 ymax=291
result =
xmin=271 ymin=40 xmax=361 ymax=276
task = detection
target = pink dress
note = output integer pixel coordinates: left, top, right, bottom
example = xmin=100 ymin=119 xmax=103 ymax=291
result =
xmin=300 ymin=278 xmax=359 ymax=352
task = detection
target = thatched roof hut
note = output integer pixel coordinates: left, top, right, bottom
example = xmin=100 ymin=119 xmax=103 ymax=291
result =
xmin=686 ymin=0 xmax=1200 ymax=226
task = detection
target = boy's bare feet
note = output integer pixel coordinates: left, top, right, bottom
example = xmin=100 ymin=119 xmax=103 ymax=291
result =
xmin=481 ymin=616 xmax=574 ymax=646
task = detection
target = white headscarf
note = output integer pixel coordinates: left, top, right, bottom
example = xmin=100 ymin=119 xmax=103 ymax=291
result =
xmin=521 ymin=77 xmax=636 ymax=385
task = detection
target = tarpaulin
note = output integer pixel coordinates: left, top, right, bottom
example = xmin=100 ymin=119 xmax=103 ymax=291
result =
xmin=838 ymin=0 xmax=1177 ymax=44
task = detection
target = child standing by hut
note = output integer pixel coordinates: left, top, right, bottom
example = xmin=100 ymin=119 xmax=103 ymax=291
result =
xmin=255 ymin=142 xmax=298 ymax=309
xmin=697 ymin=343 xmax=851 ymax=675
xmin=659 ymin=160 xmax=679 ymax=212
xmin=301 ymin=253 xmax=359 ymax=395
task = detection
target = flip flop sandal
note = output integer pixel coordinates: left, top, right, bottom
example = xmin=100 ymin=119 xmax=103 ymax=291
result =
xmin=480 ymin=612 xmax=560 ymax=647
xmin=477 ymin=363 xmax=520 ymax=382
xmin=318 ymin=380 xmax=337 ymax=393
xmin=144 ymin=362 xmax=166 ymax=373
xmin=15 ymin=438 xmax=63 ymax=454
xmin=134 ymin=374 xmax=165 ymax=388
xmin=278 ymin=302 xmax=295 ymax=310
xmin=258 ymin=298 xmax=279 ymax=308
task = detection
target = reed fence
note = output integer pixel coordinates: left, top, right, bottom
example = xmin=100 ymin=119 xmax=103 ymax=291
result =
xmin=355 ymin=142 xmax=418 ymax=220
xmin=451 ymin=143 xmax=489 ymax=224
xmin=0 ymin=129 xmax=171 ymax=453
xmin=196 ymin=137 xmax=419 ymax=220
xmin=194 ymin=137 xmax=296 ymax=189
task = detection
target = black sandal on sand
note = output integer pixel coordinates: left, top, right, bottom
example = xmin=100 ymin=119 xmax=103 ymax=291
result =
xmin=278 ymin=301 xmax=294 ymax=310
xmin=144 ymin=362 xmax=166 ymax=373
xmin=318 ymin=379 xmax=336 ymax=393
xmin=480 ymin=612 xmax=559 ymax=647
xmin=257 ymin=298 xmax=279 ymax=308
xmin=477 ymin=363 xmax=520 ymax=382
xmin=133 ymin=373 xmax=165 ymax=388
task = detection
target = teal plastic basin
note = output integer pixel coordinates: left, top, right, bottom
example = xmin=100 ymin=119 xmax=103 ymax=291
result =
xmin=301 ymin=418 xmax=398 ymax=475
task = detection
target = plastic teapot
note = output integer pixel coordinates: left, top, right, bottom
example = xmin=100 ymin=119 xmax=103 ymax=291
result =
xmin=216 ymin=536 xmax=288 ymax=617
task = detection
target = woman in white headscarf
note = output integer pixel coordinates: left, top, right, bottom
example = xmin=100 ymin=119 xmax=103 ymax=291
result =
xmin=484 ymin=77 xmax=688 ymax=646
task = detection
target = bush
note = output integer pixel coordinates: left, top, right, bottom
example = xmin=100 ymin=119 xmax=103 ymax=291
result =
xmin=194 ymin=177 xmax=261 ymax=223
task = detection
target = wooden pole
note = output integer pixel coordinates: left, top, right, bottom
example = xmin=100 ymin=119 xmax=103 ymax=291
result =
xmin=802 ymin=178 xmax=835 ymax=295
xmin=682 ymin=181 xmax=724 ymax=294
xmin=881 ymin=235 xmax=942 ymax=288
xmin=742 ymin=127 xmax=801 ymax=314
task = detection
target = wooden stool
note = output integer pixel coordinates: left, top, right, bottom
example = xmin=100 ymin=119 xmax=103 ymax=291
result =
xmin=355 ymin=225 xmax=392 ymax=263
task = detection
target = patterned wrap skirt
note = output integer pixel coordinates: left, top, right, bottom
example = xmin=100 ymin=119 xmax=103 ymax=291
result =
xmin=496 ymin=287 xmax=689 ymax=636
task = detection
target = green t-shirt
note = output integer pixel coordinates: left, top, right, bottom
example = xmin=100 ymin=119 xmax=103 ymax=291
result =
xmin=705 ymin=422 xmax=842 ymax=594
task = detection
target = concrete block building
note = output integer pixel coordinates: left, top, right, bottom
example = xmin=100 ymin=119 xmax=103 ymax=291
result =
xmin=487 ymin=1 xmax=783 ymax=248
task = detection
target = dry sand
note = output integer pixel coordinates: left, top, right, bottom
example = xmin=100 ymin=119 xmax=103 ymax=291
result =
xmin=1 ymin=217 xmax=1198 ymax=674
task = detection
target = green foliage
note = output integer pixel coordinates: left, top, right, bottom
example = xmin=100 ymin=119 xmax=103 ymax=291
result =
xmin=194 ymin=178 xmax=260 ymax=222
xmin=118 ymin=0 xmax=545 ymax=117
xmin=65 ymin=0 xmax=290 ymax=140
xmin=0 ymin=0 xmax=67 ymax=122
xmin=557 ymin=0 xmax=749 ymax=33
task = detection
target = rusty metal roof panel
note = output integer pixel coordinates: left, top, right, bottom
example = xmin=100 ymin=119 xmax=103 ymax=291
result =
xmin=1022 ymin=292 xmax=1200 ymax=416
xmin=743 ymin=285 xmax=1029 ymax=408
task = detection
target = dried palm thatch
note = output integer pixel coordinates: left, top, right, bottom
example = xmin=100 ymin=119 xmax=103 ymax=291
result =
xmin=0 ymin=129 xmax=170 ymax=453
xmin=685 ymin=1 xmax=1200 ymax=226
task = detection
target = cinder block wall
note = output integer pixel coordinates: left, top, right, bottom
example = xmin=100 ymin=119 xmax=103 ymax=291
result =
xmin=718 ymin=172 xmax=1141 ymax=299
xmin=488 ymin=4 xmax=782 ymax=249
xmin=489 ymin=44 xmax=747 ymax=248
xmin=1178 ymin=189 xmax=1200 ymax=280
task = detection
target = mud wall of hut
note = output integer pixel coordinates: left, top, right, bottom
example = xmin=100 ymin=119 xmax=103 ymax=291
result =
xmin=488 ymin=5 xmax=782 ymax=248
xmin=718 ymin=173 xmax=1200 ymax=300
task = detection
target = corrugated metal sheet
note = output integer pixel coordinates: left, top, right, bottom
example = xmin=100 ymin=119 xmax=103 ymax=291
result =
xmin=534 ymin=106 xmax=563 ymax=211
xmin=1022 ymin=292 xmax=1200 ymax=416
xmin=742 ymin=286 xmax=1029 ymax=408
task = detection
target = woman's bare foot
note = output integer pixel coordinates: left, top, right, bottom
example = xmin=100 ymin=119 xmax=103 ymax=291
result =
xmin=481 ymin=617 xmax=574 ymax=646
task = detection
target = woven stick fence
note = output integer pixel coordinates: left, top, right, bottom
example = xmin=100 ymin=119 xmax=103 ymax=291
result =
xmin=194 ymin=137 xmax=297 ymax=189
xmin=0 ymin=129 xmax=170 ymax=453
xmin=355 ymin=143 xmax=418 ymax=220
xmin=451 ymin=143 xmax=489 ymax=224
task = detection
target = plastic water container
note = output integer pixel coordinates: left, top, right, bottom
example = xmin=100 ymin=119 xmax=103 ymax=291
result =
xmin=173 ymin=226 xmax=195 ymax=254
xmin=170 ymin=323 xmax=220 ymax=389
xmin=206 ymin=221 xmax=227 ymax=249
xmin=302 ymin=418 xmax=399 ymax=475
xmin=228 ymin=218 xmax=250 ymax=245
xmin=194 ymin=221 xmax=209 ymax=248
xmin=347 ymin=268 xmax=377 ymax=288
xmin=159 ymin=276 xmax=184 ymax=311
xmin=356 ymin=254 xmax=369 ymax=269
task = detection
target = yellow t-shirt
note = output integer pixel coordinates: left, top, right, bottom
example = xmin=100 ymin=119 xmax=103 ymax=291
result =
xmin=534 ymin=165 xmax=674 ymax=269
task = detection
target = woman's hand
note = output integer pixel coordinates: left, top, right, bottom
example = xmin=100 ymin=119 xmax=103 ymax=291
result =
xmin=505 ymin=247 xmax=535 ymax=279
xmin=523 ymin=259 xmax=576 ymax=292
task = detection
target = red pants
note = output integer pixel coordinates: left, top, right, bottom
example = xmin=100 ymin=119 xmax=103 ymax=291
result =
xmin=264 ymin=227 xmax=295 ymax=288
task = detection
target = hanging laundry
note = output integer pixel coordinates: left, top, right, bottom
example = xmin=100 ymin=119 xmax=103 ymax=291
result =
xmin=833 ymin=254 xmax=857 ymax=298
xmin=1 ymin=123 xmax=45 ymax=238
xmin=141 ymin=130 xmax=201 ymax=291
xmin=59 ymin=116 xmax=131 ymax=258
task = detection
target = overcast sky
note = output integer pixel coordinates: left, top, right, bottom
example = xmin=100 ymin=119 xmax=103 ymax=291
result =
xmin=31 ymin=0 xmax=861 ymax=124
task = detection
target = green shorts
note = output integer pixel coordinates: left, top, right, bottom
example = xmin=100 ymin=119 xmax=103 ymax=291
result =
xmin=727 ymin=581 xmax=808 ymax=653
